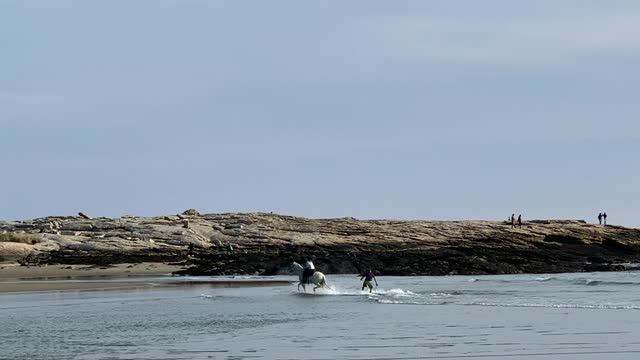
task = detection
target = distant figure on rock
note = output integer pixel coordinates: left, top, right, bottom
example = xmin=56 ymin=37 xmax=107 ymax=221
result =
xmin=517 ymin=214 xmax=522 ymax=228
xmin=302 ymin=256 xmax=316 ymax=284
xmin=511 ymin=214 xmax=516 ymax=228
xmin=598 ymin=213 xmax=603 ymax=225
xmin=603 ymin=212 xmax=608 ymax=225
xmin=360 ymin=268 xmax=378 ymax=293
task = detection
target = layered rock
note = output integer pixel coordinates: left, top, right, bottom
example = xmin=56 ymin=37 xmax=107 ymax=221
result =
xmin=1 ymin=212 xmax=640 ymax=276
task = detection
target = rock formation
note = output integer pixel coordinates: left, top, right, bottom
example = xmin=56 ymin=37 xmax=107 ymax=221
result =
xmin=1 ymin=212 xmax=640 ymax=276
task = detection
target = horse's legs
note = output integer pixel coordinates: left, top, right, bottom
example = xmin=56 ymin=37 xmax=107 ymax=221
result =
xmin=314 ymin=282 xmax=329 ymax=292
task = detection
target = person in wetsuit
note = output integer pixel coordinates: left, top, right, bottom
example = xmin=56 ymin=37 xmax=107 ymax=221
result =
xmin=360 ymin=268 xmax=378 ymax=293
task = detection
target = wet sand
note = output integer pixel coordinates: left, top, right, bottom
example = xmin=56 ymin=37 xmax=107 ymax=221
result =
xmin=0 ymin=262 xmax=183 ymax=279
xmin=0 ymin=263 xmax=292 ymax=293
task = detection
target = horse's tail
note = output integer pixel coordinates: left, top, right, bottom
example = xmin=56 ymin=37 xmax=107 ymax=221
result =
xmin=321 ymin=276 xmax=332 ymax=290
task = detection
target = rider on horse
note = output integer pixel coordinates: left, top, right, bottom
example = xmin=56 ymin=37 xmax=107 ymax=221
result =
xmin=302 ymin=256 xmax=316 ymax=284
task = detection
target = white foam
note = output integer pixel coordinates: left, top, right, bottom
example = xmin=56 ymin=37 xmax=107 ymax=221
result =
xmin=376 ymin=298 xmax=449 ymax=305
xmin=535 ymin=276 xmax=554 ymax=281
xmin=377 ymin=299 xmax=407 ymax=304
xmin=463 ymin=302 xmax=640 ymax=310
xmin=430 ymin=292 xmax=455 ymax=297
xmin=380 ymin=288 xmax=417 ymax=297
xmin=291 ymin=287 xmax=418 ymax=298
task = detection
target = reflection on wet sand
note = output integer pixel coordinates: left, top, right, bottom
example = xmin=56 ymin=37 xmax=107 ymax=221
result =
xmin=0 ymin=263 xmax=293 ymax=293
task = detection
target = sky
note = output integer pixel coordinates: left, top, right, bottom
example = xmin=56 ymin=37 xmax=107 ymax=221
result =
xmin=1 ymin=1 xmax=640 ymax=227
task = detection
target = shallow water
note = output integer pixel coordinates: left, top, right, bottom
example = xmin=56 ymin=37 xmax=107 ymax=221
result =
xmin=3 ymin=272 xmax=640 ymax=359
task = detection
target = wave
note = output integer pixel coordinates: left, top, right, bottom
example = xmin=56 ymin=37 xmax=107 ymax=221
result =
xmin=463 ymin=302 xmax=640 ymax=310
xmin=373 ymin=294 xmax=640 ymax=310
xmin=467 ymin=278 xmax=513 ymax=283
xmin=368 ymin=287 xmax=640 ymax=310
xmin=535 ymin=276 xmax=555 ymax=281
xmin=380 ymin=288 xmax=418 ymax=297
xmin=284 ymin=274 xmax=640 ymax=310
xmin=570 ymin=279 xmax=638 ymax=286
xmin=377 ymin=299 xmax=450 ymax=305
xmin=534 ymin=278 xmax=640 ymax=286
xmin=468 ymin=276 xmax=640 ymax=287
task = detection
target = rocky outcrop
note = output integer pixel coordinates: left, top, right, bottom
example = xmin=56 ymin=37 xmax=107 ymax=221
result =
xmin=1 ymin=212 xmax=640 ymax=276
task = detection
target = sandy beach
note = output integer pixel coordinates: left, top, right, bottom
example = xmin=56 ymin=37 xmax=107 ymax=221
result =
xmin=0 ymin=262 xmax=292 ymax=293
xmin=0 ymin=262 xmax=184 ymax=279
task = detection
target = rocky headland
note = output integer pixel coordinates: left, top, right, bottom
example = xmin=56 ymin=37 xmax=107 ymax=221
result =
xmin=2 ymin=210 xmax=640 ymax=276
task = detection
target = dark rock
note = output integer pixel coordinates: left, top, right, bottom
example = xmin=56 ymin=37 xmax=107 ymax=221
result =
xmin=587 ymin=256 xmax=607 ymax=264
xmin=584 ymin=263 xmax=626 ymax=272
xmin=543 ymin=234 xmax=585 ymax=244
xmin=602 ymin=239 xmax=636 ymax=253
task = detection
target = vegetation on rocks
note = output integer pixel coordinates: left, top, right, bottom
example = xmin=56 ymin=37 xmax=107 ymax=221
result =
xmin=0 ymin=233 xmax=41 ymax=245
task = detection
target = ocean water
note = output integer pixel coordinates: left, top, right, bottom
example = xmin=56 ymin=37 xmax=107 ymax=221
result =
xmin=3 ymin=272 xmax=640 ymax=360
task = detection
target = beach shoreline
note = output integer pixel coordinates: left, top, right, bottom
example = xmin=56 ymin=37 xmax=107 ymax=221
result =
xmin=0 ymin=262 xmax=183 ymax=279
xmin=0 ymin=262 xmax=292 ymax=293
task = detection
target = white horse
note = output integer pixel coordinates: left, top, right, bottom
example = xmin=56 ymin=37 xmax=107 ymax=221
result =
xmin=291 ymin=262 xmax=330 ymax=292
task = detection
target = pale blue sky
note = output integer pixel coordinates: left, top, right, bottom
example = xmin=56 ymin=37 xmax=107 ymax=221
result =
xmin=2 ymin=1 xmax=640 ymax=226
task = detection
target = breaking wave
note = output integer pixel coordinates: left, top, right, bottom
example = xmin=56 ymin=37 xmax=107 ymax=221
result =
xmin=463 ymin=302 xmax=640 ymax=310
xmin=467 ymin=276 xmax=640 ymax=287
xmin=283 ymin=273 xmax=640 ymax=310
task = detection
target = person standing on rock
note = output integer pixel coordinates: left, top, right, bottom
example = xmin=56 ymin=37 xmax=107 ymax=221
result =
xmin=360 ymin=268 xmax=378 ymax=293
xmin=511 ymin=214 xmax=516 ymax=228
xmin=603 ymin=212 xmax=608 ymax=225
xmin=302 ymin=256 xmax=316 ymax=284
xmin=598 ymin=213 xmax=603 ymax=225
xmin=517 ymin=214 xmax=522 ymax=228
